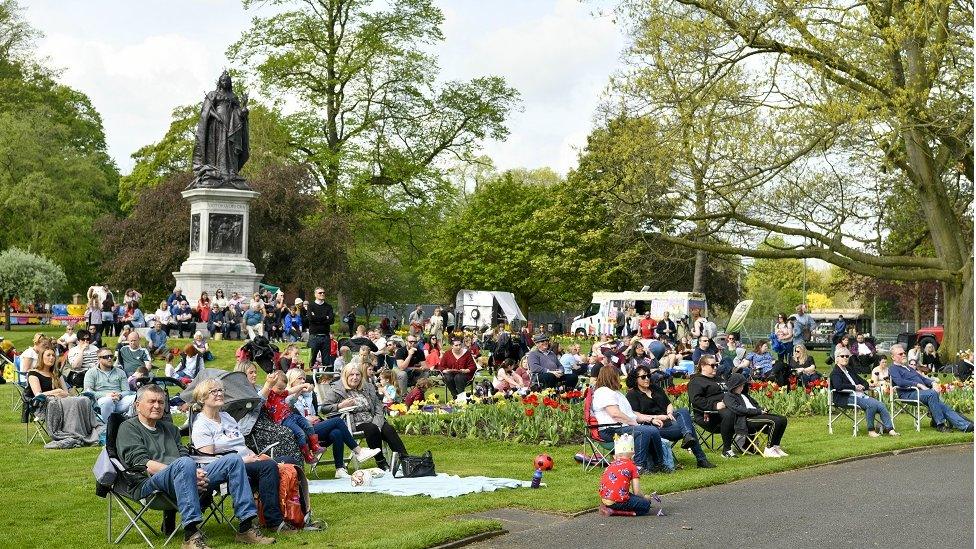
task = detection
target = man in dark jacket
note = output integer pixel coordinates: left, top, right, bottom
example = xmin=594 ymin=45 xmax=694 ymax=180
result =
xmin=306 ymin=287 xmax=335 ymax=369
xmin=686 ymin=355 xmax=736 ymax=458
xmin=116 ymin=384 xmax=274 ymax=547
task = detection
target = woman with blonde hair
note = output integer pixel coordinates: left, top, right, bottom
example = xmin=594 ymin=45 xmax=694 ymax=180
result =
xmin=190 ymin=378 xmax=298 ymax=534
xmin=26 ymin=348 xmax=69 ymax=400
xmin=321 ymin=363 xmax=408 ymax=471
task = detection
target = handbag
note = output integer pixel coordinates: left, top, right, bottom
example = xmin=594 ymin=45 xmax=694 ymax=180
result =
xmin=395 ymin=450 xmax=436 ymax=478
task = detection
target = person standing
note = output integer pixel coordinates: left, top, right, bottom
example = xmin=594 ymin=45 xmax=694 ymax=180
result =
xmin=774 ymin=312 xmax=793 ymax=363
xmin=307 ymin=287 xmax=335 ymax=369
xmin=654 ymin=312 xmax=676 ymax=342
xmin=792 ymin=304 xmax=815 ymax=348
xmin=408 ymin=305 xmax=424 ymax=336
xmin=342 ymin=309 xmax=356 ymax=337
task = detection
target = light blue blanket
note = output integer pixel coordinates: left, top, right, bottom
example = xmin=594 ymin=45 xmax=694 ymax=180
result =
xmin=307 ymin=473 xmax=535 ymax=498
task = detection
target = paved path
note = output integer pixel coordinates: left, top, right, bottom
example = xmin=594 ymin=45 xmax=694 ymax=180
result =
xmin=470 ymin=445 xmax=974 ymax=549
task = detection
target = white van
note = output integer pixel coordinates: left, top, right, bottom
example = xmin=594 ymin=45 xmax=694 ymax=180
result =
xmin=570 ymin=291 xmax=708 ymax=337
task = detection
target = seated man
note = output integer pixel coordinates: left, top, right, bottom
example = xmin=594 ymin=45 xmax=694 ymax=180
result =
xmin=207 ymin=304 xmax=224 ymax=339
xmin=223 ymin=305 xmax=242 ymax=340
xmin=172 ymin=300 xmax=195 ymax=338
xmin=850 ymin=333 xmax=876 ymax=374
xmin=116 ymin=384 xmax=275 ymax=547
xmin=84 ymin=346 xmax=136 ymax=420
xmin=889 ymin=343 xmax=973 ymax=433
xmin=527 ymin=334 xmax=576 ymax=389
xmin=65 ymin=329 xmax=99 ymax=389
xmin=117 ymin=331 xmax=153 ymax=376
xmin=394 ymin=335 xmax=429 ymax=396
xmin=148 ymin=321 xmax=170 ymax=359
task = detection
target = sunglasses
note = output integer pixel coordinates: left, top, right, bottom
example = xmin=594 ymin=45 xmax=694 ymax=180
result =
xmin=98 ymin=354 xmax=113 ymax=359
xmin=407 ymin=340 xmax=417 ymax=343
xmin=836 ymin=354 xmax=851 ymax=358
xmin=636 ymin=374 xmax=650 ymax=380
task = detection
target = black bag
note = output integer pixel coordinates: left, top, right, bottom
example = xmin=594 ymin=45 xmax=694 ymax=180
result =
xmin=395 ymin=450 xmax=436 ymax=478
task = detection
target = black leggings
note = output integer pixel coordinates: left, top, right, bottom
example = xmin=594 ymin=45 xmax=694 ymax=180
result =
xmin=356 ymin=422 xmax=407 ymax=468
xmin=443 ymin=371 xmax=472 ymax=398
xmin=747 ymin=414 xmax=788 ymax=446
xmin=695 ymin=408 xmax=735 ymax=452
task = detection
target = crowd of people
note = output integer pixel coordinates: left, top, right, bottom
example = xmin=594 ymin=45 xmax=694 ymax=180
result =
xmin=4 ymin=289 xmax=975 ymax=546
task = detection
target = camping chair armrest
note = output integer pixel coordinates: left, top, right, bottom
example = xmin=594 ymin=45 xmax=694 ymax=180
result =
xmin=134 ymin=376 xmax=187 ymax=389
xmin=188 ymin=445 xmax=236 ymax=458
xmin=592 ymin=422 xmax=623 ymax=429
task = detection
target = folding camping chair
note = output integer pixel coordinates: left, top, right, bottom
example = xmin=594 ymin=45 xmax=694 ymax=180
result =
xmin=691 ymin=405 xmax=719 ymax=451
xmin=580 ymin=386 xmax=618 ymax=472
xmin=889 ymin=385 xmax=930 ymax=432
xmin=98 ymin=413 xmax=232 ymax=547
xmin=738 ymin=418 xmax=775 ymax=455
xmin=25 ymin=394 xmax=48 ymax=445
xmin=827 ymin=377 xmax=866 ymax=436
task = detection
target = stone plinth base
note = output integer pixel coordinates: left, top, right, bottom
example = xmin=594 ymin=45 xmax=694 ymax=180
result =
xmin=173 ymin=187 xmax=263 ymax=300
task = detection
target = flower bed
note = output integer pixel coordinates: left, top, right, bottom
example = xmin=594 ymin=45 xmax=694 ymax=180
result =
xmin=388 ymin=390 xmax=584 ymax=445
xmin=389 ymin=379 xmax=974 ymax=446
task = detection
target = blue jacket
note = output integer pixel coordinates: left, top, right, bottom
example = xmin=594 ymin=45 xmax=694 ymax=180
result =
xmin=283 ymin=313 xmax=302 ymax=333
xmin=889 ymin=363 xmax=933 ymax=391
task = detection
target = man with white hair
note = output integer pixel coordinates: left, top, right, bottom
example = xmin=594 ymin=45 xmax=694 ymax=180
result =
xmin=889 ymin=343 xmax=973 ymax=432
xmin=116 ymin=384 xmax=275 ymax=547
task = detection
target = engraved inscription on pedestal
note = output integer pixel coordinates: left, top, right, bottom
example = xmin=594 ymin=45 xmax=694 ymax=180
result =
xmin=208 ymin=213 xmax=244 ymax=255
xmin=190 ymin=213 xmax=201 ymax=252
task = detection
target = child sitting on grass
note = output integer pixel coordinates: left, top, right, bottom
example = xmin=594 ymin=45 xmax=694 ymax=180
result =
xmin=261 ymin=370 xmax=324 ymax=463
xmin=599 ymin=433 xmax=664 ymax=516
xmin=403 ymin=378 xmax=433 ymax=408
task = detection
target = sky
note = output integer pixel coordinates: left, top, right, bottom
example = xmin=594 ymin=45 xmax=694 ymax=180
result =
xmin=24 ymin=0 xmax=625 ymax=176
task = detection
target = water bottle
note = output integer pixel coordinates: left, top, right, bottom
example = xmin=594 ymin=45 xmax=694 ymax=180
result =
xmin=99 ymin=430 xmax=106 ymax=447
xmin=530 ymin=468 xmax=543 ymax=489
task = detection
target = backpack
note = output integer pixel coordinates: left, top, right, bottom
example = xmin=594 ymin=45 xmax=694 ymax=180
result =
xmin=703 ymin=321 xmax=717 ymax=339
xmin=258 ymin=463 xmax=308 ymax=529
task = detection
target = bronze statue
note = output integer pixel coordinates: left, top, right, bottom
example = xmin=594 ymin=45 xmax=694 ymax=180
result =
xmin=187 ymin=70 xmax=251 ymax=190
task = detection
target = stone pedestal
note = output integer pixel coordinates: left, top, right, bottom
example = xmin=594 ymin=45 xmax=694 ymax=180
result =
xmin=173 ymin=188 xmax=263 ymax=300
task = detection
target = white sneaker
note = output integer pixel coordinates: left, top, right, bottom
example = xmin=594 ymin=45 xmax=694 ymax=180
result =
xmin=353 ymin=446 xmax=381 ymax=463
xmin=762 ymin=448 xmax=781 ymax=458
xmin=334 ymin=468 xmax=351 ymax=479
xmin=774 ymin=446 xmax=789 ymax=457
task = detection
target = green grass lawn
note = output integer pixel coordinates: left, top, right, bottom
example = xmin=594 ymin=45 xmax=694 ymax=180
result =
xmin=1 ymin=327 xmax=972 ymax=548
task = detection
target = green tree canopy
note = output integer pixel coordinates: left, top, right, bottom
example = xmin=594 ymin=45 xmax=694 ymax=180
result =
xmin=0 ymin=246 xmax=67 ymax=329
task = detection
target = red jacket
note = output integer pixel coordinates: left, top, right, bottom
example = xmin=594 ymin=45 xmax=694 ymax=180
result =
xmin=437 ymin=349 xmax=476 ymax=375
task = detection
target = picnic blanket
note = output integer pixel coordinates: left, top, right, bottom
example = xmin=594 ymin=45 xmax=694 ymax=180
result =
xmin=307 ymin=473 xmax=534 ymax=498
xmin=41 ymin=396 xmax=104 ymax=449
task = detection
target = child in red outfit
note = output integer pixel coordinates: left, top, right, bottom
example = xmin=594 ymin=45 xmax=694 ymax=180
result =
xmin=261 ymin=370 xmax=323 ymax=462
xmin=599 ymin=433 xmax=660 ymax=516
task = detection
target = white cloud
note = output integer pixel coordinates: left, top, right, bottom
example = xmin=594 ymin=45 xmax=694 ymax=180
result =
xmin=27 ymin=0 xmax=625 ymax=176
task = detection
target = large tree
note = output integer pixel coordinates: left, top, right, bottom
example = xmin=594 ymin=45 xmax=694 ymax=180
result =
xmin=0 ymin=0 xmax=119 ymax=291
xmin=228 ymin=0 xmax=519 ymax=308
xmin=0 ymin=246 xmax=66 ymax=330
xmin=612 ymin=0 xmax=973 ymax=354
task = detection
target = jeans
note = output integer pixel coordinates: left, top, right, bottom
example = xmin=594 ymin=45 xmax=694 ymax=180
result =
xmin=609 ymin=494 xmax=652 ymax=516
xmin=308 ymin=333 xmax=332 ymax=368
xmin=245 ymin=460 xmax=283 ymax=528
xmin=96 ymin=394 xmax=135 ymax=421
xmin=777 ymin=341 xmax=793 ymax=364
xmin=601 ymin=424 xmax=664 ymax=470
xmin=657 ymin=408 xmax=707 ymax=462
xmin=139 ymin=455 xmax=256 ymax=527
xmin=905 ymin=389 xmax=973 ymax=430
xmin=281 ymin=412 xmax=313 ymax=447
xmin=847 ymin=394 xmax=893 ymax=431
xmin=313 ymin=417 xmax=357 ymax=468
xmin=537 ymin=371 xmax=578 ymax=390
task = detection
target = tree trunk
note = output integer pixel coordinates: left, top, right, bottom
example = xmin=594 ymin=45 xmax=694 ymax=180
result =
xmin=912 ymin=282 xmax=921 ymax=331
xmin=692 ymin=250 xmax=707 ymax=293
xmin=939 ymin=263 xmax=974 ymax=359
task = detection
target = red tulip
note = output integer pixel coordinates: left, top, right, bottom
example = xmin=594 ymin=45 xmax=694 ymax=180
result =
xmin=525 ymin=408 xmax=535 ymax=417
